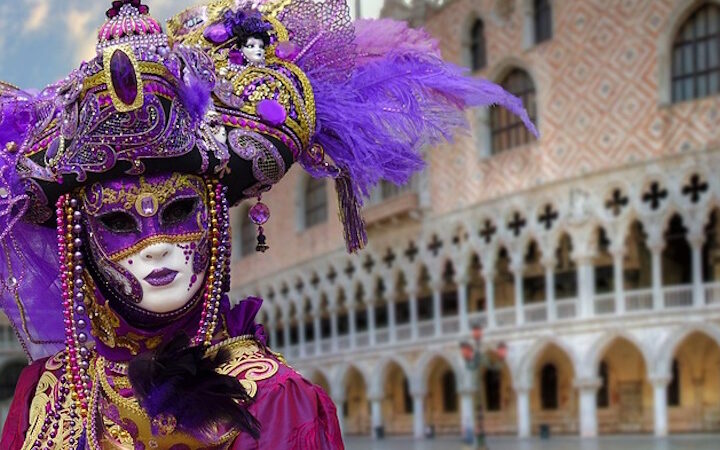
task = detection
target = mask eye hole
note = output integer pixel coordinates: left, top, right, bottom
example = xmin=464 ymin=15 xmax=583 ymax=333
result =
xmin=161 ymin=197 xmax=198 ymax=226
xmin=98 ymin=211 xmax=139 ymax=234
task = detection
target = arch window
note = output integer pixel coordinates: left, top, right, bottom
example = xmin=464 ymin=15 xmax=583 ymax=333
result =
xmin=485 ymin=368 xmax=502 ymax=411
xmin=441 ymin=370 xmax=458 ymax=412
xmin=490 ymin=69 xmax=537 ymax=154
xmin=402 ymin=378 xmax=413 ymax=414
xmin=304 ymin=177 xmax=328 ymax=228
xmin=534 ymin=0 xmax=553 ymax=43
xmin=470 ymin=19 xmax=487 ymax=71
xmin=668 ymin=359 xmax=680 ymax=406
xmin=671 ymin=3 xmax=720 ymax=102
xmin=540 ymin=363 xmax=558 ymax=410
xmin=597 ymin=360 xmax=610 ymax=408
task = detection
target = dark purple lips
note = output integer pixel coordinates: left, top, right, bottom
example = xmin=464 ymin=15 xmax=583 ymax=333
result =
xmin=144 ymin=268 xmax=178 ymax=287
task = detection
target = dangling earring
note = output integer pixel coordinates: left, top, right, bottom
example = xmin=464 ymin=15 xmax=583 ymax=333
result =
xmin=249 ymin=195 xmax=270 ymax=253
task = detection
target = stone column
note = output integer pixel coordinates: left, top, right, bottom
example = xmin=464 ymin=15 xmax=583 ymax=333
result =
xmin=370 ymin=396 xmax=384 ymax=439
xmin=367 ymin=300 xmax=377 ymax=346
xmin=516 ymin=385 xmax=531 ymax=438
xmin=313 ymin=309 xmax=322 ymax=355
xmin=576 ymin=255 xmax=595 ymax=318
xmin=298 ymin=316 xmax=307 ymax=357
xmin=459 ymin=389 xmax=475 ymax=440
xmin=647 ymin=236 xmax=665 ymax=311
xmin=331 ymin=387 xmax=346 ymax=438
xmin=387 ymin=294 xmax=397 ymax=343
xmin=483 ymin=270 xmax=496 ymax=328
xmin=348 ymin=305 xmax=357 ymax=349
xmin=651 ymin=376 xmax=669 ymax=437
xmin=612 ymin=248 xmax=626 ymax=314
xmin=283 ymin=310 xmax=291 ymax=357
xmin=408 ymin=289 xmax=419 ymax=340
xmin=330 ymin=306 xmax=339 ymax=352
xmin=543 ymin=258 xmax=556 ymax=321
xmin=432 ymin=282 xmax=443 ymax=336
xmin=412 ymin=392 xmax=426 ymax=439
xmin=269 ymin=322 xmax=279 ymax=349
xmin=689 ymin=232 xmax=705 ymax=308
xmin=576 ymin=378 xmax=600 ymax=437
xmin=456 ymin=275 xmax=470 ymax=334
xmin=512 ymin=264 xmax=525 ymax=326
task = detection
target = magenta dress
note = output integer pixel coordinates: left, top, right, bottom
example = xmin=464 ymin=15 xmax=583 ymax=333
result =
xmin=1 ymin=299 xmax=344 ymax=450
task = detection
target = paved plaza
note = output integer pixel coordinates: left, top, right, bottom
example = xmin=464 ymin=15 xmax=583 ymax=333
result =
xmin=344 ymin=435 xmax=720 ymax=450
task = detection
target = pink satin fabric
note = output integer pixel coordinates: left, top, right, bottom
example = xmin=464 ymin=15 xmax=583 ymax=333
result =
xmin=0 ymin=356 xmax=344 ymax=450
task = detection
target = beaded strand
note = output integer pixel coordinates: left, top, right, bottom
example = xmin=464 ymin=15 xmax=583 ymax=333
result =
xmin=193 ymin=181 xmax=228 ymax=346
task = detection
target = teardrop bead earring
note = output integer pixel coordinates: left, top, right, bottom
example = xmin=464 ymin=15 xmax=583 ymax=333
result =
xmin=249 ymin=196 xmax=270 ymax=253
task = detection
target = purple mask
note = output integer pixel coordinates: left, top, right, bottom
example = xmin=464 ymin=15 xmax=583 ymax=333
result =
xmin=81 ymin=173 xmax=210 ymax=320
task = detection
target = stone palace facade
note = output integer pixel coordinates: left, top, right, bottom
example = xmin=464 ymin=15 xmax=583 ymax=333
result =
xmin=225 ymin=0 xmax=720 ymax=439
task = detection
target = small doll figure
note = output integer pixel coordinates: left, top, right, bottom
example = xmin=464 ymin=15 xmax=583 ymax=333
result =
xmin=224 ymin=9 xmax=273 ymax=69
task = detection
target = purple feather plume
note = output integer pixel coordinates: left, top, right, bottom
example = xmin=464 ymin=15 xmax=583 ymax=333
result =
xmin=128 ymin=333 xmax=260 ymax=442
xmin=353 ymin=19 xmax=441 ymax=64
xmin=177 ymin=73 xmax=211 ymax=125
xmin=311 ymin=40 xmax=539 ymax=199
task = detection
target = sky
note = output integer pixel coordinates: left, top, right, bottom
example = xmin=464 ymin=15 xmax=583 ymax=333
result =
xmin=0 ymin=0 xmax=385 ymax=90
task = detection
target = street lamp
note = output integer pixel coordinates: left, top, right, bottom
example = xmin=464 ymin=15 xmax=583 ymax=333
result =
xmin=459 ymin=323 xmax=507 ymax=450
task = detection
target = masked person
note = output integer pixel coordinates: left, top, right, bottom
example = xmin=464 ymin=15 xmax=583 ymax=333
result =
xmin=0 ymin=1 xmax=536 ymax=448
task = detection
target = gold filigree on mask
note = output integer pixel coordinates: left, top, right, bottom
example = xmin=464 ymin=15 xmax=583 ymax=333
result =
xmin=84 ymin=173 xmax=205 ymax=214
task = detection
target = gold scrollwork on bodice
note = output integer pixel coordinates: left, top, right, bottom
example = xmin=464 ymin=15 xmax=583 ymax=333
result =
xmin=22 ymin=337 xmax=281 ymax=449
xmin=22 ymin=353 xmax=84 ymax=450
xmin=209 ymin=337 xmax=280 ymax=398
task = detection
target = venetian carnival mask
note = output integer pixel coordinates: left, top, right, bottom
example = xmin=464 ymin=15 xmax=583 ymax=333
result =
xmin=81 ymin=173 xmax=210 ymax=316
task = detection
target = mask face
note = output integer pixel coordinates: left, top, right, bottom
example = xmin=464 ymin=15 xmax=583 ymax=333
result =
xmin=82 ymin=173 xmax=209 ymax=314
xmin=242 ymin=37 xmax=266 ymax=65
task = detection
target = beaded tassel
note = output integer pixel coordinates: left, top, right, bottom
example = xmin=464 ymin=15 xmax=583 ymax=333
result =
xmin=249 ymin=195 xmax=270 ymax=253
xmin=57 ymin=195 xmax=91 ymax=426
xmin=194 ymin=181 xmax=229 ymax=347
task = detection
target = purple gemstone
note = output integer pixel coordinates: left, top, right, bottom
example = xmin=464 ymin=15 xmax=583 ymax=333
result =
xmin=249 ymin=202 xmax=270 ymax=225
xmin=256 ymin=99 xmax=286 ymax=126
xmin=204 ymin=24 xmax=230 ymax=44
xmin=228 ymin=49 xmax=244 ymax=66
xmin=141 ymin=197 xmax=155 ymax=215
xmin=275 ymin=41 xmax=299 ymax=60
xmin=110 ymin=50 xmax=138 ymax=105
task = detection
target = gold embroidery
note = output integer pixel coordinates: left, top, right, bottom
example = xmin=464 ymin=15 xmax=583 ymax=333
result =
xmin=86 ymin=282 xmax=120 ymax=349
xmin=22 ymin=355 xmax=84 ymax=450
xmin=211 ymin=338 xmax=280 ymax=399
xmin=95 ymin=356 xmax=239 ymax=448
xmin=85 ymin=173 xmax=204 ymax=213
xmin=82 ymin=61 xmax=170 ymax=99
xmin=102 ymin=45 xmax=145 ymax=113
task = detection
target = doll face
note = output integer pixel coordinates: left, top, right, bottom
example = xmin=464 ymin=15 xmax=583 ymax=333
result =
xmin=82 ymin=173 xmax=209 ymax=314
xmin=242 ymin=37 xmax=266 ymax=65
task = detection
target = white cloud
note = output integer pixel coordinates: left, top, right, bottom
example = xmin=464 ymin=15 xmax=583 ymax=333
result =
xmin=23 ymin=2 xmax=49 ymax=33
xmin=65 ymin=8 xmax=100 ymax=63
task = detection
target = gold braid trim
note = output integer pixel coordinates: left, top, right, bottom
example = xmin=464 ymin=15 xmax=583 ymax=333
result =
xmin=108 ymin=231 xmax=204 ymax=262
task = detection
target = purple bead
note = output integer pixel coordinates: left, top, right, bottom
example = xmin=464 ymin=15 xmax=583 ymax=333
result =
xmin=275 ymin=41 xmax=299 ymax=60
xmin=110 ymin=49 xmax=138 ymax=105
xmin=256 ymin=99 xmax=286 ymax=126
xmin=249 ymin=202 xmax=270 ymax=225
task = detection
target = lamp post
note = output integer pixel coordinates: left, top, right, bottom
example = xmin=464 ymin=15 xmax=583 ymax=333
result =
xmin=459 ymin=323 xmax=507 ymax=450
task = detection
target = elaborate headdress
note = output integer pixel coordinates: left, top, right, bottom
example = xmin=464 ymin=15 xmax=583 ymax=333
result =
xmin=167 ymin=0 xmax=537 ymax=253
xmin=0 ymin=0 xmax=535 ymax=364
